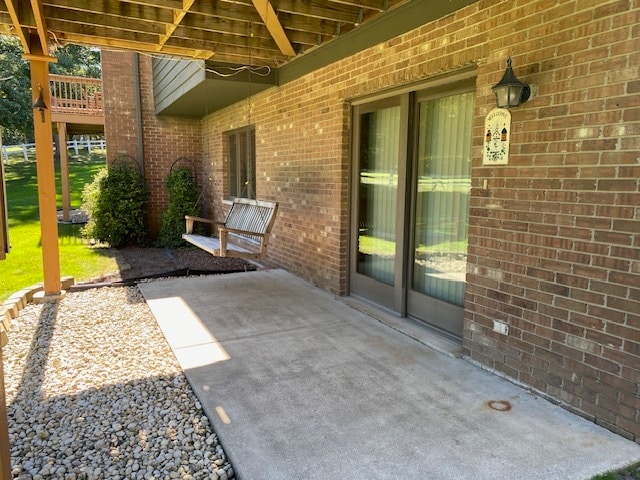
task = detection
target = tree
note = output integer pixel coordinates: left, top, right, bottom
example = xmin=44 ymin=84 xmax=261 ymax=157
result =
xmin=0 ymin=36 xmax=32 ymax=144
xmin=0 ymin=36 xmax=101 ymax=144
xmin=50 ymin=44 xmax=101 ymax=78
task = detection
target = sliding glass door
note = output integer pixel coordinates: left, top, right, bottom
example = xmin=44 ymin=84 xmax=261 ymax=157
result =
xmin=350 ymin=81 xmax=474 ymax=337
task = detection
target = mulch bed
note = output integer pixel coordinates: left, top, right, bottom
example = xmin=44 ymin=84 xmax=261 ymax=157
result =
xmin=76 ymin=246 xmax=258 ymax=287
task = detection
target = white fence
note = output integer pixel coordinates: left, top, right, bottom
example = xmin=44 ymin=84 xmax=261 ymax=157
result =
xmin=2 ymin=139 xmax=106 ymax=164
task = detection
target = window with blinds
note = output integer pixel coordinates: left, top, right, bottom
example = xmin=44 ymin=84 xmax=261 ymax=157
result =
xmin=226 ymin=126 xmax=256 ymax=200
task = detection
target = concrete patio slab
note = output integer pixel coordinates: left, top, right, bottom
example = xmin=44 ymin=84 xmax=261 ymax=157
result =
xmin=139 ymin=270 xmax=640 ymax=480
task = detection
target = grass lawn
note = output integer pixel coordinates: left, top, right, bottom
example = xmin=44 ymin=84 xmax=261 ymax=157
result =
xmin=591 ymin=463 xmax=640 ymax=479
xmin=0 ymin=150 xmax=118 ymax=302
xmin=358 ymin=234 xmax=468 ymax=257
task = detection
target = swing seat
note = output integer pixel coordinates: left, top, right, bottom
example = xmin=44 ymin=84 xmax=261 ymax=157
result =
xmin=183 ymin=198 xmax=278 ymax=260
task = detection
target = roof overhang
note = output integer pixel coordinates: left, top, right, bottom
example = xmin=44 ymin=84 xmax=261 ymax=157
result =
xmin=153 ymin=0 xmax=477 ymax=117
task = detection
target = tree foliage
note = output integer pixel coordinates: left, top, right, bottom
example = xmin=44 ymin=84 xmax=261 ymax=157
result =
xmin=0 ymin=36 xmax=101 ymax=144
xmin=0 ymin=36 xmax=32 ymax=144
xmin=50 ymin=44 xmax=102 ymax=78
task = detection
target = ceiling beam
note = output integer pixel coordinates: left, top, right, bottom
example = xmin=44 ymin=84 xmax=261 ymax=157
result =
xmin=3 ymin=0 xmax=30 ymax=52
xmin=56 ymin=29 xmax=214 ymax=59
xmin=43 ymin=0 xmax=173 ymax=24
xmin=118 ymin=0 xmax=183 ymax=9
xmin=47 ymin=15 xmax=284 ymax=65
xmin=158 ymin=0 xmax=195 ymax=51
xmin=30 ymin=0 xmax=50 ymax=54
xmin=172 ymin=25 xmax=283 ymax=54
xmin=251 ymin=0 xmax=295 ymax=57
xmin=46 ymin=5 xmax=165 ymax=35
xmin=275 ymin=0 xmax=365 ymax=24
xmin=329 ymin=0 xmax=386 ymax=10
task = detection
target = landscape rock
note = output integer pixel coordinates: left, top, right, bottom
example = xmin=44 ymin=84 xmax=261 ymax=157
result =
xmin=4 ymin=285 xmax=235 ymax=479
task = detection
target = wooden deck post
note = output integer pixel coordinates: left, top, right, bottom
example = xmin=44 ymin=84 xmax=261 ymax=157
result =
xmin=28 ymin=37 xmax=62 ymax=297
xmin=58 ymin=122 xmax=71 ymax=222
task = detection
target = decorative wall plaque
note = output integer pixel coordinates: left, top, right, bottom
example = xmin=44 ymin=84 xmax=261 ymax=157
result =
xmin=483 ymin=108 xmax=511 ymax=165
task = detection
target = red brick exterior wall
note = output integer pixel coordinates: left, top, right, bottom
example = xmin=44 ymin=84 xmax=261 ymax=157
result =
xmin=105 ymin=0 xmax=640 ymax=442
xmin=103 ymin=52 xmax=203 ymax=237
xmin=201 ymin=85 xmax=351 ymax=292
xmin=102 ymin=52 xmax=140 ymax=160
xmin=465 ymin=0 xmax=640 ymax=442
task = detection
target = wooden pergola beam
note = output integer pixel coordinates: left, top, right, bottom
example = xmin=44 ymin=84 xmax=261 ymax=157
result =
xmin=58 ymin=30 xmax=215 ymax=59
xmin=3 ymin=0 xmax=31 ymax=53
xmin=158 ymin=0 xmax=196 ymax=50
xmin=30 ymin=0 xmax=50 ymax=54
xmin=251 ymin=0 xmax=295 ymax=57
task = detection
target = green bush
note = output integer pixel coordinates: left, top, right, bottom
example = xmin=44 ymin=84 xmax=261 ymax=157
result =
xmin=81 ymin=162 xmax=149 ymax=248
xmin=157 ymin=166 xmax=201 ymax=248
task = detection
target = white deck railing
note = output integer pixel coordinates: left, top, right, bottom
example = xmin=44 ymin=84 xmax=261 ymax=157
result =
xmin=2 ymin=140 xmax=106 ymax=164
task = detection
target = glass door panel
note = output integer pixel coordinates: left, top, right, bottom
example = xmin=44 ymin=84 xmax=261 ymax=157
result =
xmin=350 ymin=97 xmax=408 ymax=312
xmin=357 ymin=106 xmax=401 ymax=286
xmin=408 ymin=91 xmax=474 ymax=337
xmin=413 ymin=93 xmax=473 ymax=305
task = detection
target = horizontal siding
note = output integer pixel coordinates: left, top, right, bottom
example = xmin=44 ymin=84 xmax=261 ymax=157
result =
xmin=152 ymin=57 xmax=204 ymax=115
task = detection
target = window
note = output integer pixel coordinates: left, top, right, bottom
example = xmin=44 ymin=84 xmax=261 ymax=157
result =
xmin=226 ymin=126 xmax=256 ymax=199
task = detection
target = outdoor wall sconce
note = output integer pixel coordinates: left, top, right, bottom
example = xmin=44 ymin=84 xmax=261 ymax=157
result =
xmin=492 ymin=57 xmax=531 ymax=108
xmin=32 ymin=84 xmax=48 ymax=122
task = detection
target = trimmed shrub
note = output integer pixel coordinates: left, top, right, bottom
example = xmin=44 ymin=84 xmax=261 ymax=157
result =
xmin=157 ymin=166 xmax=201 ymax=248
xmin=81 ymin=162 xmax=149 ymax=248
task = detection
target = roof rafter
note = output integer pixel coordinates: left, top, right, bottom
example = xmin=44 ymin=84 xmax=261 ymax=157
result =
xmin=251 ymin=0 xmax=295 ymax=57
xmin=158 ymin=0 xmax=195 ymax=51
xmin=274 ymin=0 xmax=366 ymax=24
xmin=3 ymin=0 xmax=31 ymax=52
xmin=30 ymin=0 xmax=49 ymax=54
xmin=59 ymin=30 xmax=213 ymax=59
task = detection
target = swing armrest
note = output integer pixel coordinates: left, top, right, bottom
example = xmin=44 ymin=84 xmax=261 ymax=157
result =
xmin=185 ymin=215 xmax=224 ymax=234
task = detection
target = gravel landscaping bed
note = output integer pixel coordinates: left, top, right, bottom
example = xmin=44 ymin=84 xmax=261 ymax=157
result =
xmin=4 ymin=285 xmax=235 ymax=479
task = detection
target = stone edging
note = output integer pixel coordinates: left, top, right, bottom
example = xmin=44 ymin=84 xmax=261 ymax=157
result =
xmin=0 ymin=277 xmax=75 ymax=346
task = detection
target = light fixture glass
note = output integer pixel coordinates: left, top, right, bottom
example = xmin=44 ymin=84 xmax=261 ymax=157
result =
xmin=492 ymin=58 xmax=530 ymax=108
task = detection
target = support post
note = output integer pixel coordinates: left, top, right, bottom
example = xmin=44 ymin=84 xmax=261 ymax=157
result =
xmin=58 ymin=122 xmax=70 ymax=222
xmin=28 ymin=36 xmax=62 ymax=297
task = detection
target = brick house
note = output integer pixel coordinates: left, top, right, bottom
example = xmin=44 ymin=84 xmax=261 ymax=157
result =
xmin=103 ymin=0 xmax=640 ymax=443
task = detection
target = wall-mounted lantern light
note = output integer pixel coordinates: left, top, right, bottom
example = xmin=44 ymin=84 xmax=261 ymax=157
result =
xmin=32 ymin=84 xmax=48 ymax=122
xmin=492 ymin=57 xmax=530 ymax=108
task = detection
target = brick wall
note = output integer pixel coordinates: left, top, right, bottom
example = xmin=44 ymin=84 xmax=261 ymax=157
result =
xmin=107 ymin=0 xmax=639 ymax=442
xmin=465 ymin=0 xmax=640 ymax=442
xmin=200 ymin=83 xmax=351 ymax=292
xmin=103 ymin=51 xmax=139 ymax=160
xmin=103 ymin=51 xmax=203 ymax=237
